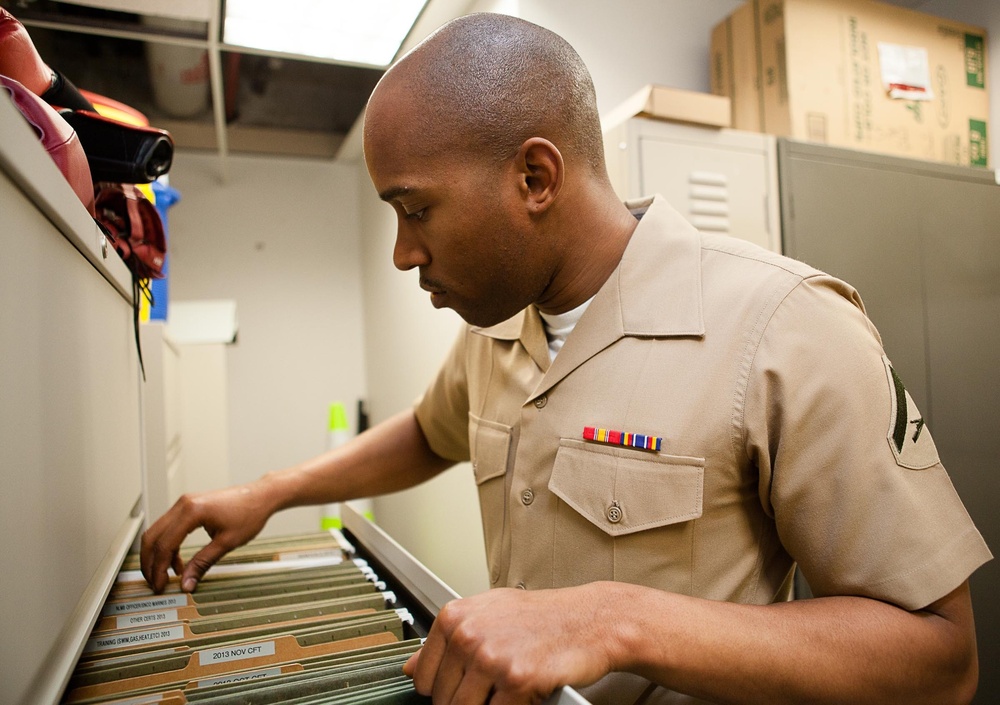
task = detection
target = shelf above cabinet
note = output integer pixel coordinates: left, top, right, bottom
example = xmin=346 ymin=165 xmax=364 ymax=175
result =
xmin=4 ymin=0 xmax=384 ymax=166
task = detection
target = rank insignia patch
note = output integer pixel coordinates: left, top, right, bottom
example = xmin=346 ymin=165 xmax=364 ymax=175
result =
xmin=883 ymin=356 xmax=940 ymax=469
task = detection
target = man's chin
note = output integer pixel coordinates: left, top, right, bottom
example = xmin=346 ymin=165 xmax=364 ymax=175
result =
xmin=427 ymin=290 xmax=525 ymax=327
xmin=455 ymin=305 xmax=520 ymax=328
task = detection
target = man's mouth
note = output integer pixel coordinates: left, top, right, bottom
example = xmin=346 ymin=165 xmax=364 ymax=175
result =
xmin=419 ymin=279 xmax=447 ymax=307
xmin=419 ymin=277 xmax=447 ymax=295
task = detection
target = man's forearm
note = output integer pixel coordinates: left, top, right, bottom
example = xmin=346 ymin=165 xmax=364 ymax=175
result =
xmin=258 ymin=408 xmax=455 ymax=514
xmin=607 ymin=580 xmax=978 ymax=704
xmin=140 ymin=408 xmax=455 ymax=593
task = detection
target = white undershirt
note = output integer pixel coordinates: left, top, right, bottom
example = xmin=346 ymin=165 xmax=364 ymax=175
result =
xmin=538 ymin=296 xmax=594 ymax=362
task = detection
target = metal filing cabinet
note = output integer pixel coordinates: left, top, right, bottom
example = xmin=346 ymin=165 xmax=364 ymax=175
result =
xmin=778 ymin=139 xmax=1000 ymax=704
xmin=0 ymin=89 xmax=145 ymax=705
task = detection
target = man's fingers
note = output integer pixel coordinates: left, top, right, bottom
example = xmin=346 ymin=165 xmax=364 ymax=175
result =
xmin=405 ymin=642 xmax=493 ymax=704
xmin=410 ymin=613 xmax=451 ymax=694
xmin=427 ymin=643 xmax=467 ymax=704
xmin=171 ymin=551 xmax=185 ymax=580
xmin=402 ymin=649 xmax=420 ymax=678
xmin=141 ymin=526 xmax=186 ymax=593
xmin=180 ymin=539 xmax=231 ymax=592
xmin=449 ymin=669 xmax=498 ymax=705
xmin=430 ymin=639 xmax=500 ymax=705
xmin=140 ymin=495 xmax=207 ymax=592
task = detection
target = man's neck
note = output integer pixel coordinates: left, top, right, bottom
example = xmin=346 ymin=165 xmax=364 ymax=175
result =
xmin=535 ymin=187 xmax=639 ymax=316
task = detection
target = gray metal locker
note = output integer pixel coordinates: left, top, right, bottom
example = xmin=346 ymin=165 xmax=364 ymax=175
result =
xmin=780 ymin=139 xmax=1000 ymax=705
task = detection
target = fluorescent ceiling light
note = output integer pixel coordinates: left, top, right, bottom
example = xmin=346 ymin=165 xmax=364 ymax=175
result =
xmin=223 ymin=0 xmax=428 ymax=67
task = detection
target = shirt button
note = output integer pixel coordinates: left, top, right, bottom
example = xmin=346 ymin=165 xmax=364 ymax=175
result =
xmin=516 ymin=582 xmax=526 ymax=590
xmin=521 ymin=488 xmax=534 ymax=506
xmin=533 ymin=395 xmax=547 ymax=409
xmin=606 ymin=502 xmax=623 ymax=524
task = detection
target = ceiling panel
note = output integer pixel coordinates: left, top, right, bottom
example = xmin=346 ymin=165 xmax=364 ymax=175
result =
xmin=2 ymin=0 xmax=386 ymax=158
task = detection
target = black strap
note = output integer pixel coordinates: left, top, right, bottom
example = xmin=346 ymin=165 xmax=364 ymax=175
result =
xmin=40 ymin=69 xmax=94 ymax=111
xmin=131 ymin=273 xmax=147 ymax=382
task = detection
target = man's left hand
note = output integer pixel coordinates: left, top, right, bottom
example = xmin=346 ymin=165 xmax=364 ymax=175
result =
xmin=404 ymin=584 xmax=616 ymax=704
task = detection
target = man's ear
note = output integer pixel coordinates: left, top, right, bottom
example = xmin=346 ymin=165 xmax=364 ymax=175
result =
xmin=514 ymin=137 xmax=563 ymax=214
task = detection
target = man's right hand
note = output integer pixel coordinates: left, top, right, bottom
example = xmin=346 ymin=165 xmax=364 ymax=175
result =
xmin=139 ymin=410 xmax=455 ymax=595
xmin=140 ymin=481 xmax=275 ymax=593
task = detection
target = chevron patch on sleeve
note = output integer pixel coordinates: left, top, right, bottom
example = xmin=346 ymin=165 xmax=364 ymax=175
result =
xmin=883 ymin=355 xmax=940 ymax=470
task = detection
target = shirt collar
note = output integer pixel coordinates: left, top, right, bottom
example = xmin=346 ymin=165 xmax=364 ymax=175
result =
xmin=615 ymin=194 xmax=705 ymax=337
xmin=471 ymin=306 xmax=550 ymax=371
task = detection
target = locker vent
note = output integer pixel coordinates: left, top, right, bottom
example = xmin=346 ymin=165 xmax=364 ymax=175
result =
xmin=688 ymin=171 xmax=731 ymax=234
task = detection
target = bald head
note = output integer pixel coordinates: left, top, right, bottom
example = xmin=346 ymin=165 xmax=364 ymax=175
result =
xmin=367 ymin=13 xmax=606 ymax=174
xmin=362 ymin=14 xmax=638 ymax=323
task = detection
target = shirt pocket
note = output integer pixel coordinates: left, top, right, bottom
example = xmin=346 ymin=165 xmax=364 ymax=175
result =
xmin=548 ymin=438 xmax=704 ymax=587
xmin=469 ymin=413 xmax=512 ymax=584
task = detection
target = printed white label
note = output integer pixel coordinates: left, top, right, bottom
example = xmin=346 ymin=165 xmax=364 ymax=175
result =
xmin=277 ymin=548 xmax=342 ymax=561
xmin=198 ymin=640 xmax=276 ymax=667
xmin=199 ymin=555 xmax=343 ymax=576
xmin=84 ymin=625 xmax=186 ymax=653
xmin=877 ymin=42 xmax=934 ymax=101
xmin=115 ymin=569 xmax=152 ymax=584
xmin=102 ymin=594 xmax=187 ymax=616
xmin=101 ymin=694 xmax=166 ymax=705
xmin=88 ymin=647 xmax=183 ymax=668
xmin=196 ymin=666 xmax=283 ymax=688
xmin=115 ymin=609 xmax=179 ymax=630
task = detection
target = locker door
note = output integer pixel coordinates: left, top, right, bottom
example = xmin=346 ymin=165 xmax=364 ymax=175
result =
xmin=916 ymin=172 xmax=1000 ymax=705
xmin=779 ymin=138 xmax=999 ymax=704
xmin=638 ymin=131 xmax=779 ymax=252
xmin=778 ymin=141 xmax=929 ymax=411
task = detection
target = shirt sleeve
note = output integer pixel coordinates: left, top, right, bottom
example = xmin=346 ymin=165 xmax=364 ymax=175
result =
xmin=744 ymin=274 xmax=992 ymax=610
xmin=414 ymin=325 xmax=473 ymax=463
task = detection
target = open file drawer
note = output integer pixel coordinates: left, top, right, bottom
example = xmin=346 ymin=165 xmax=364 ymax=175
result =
xmin=50 ymin=504 xmax=590 ymax=704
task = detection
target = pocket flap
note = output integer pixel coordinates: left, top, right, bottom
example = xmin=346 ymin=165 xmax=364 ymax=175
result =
xmin=549 ymin=439 xmax=704 ymax=536
xmin=469 ymin=414 xmax=512 ymax=485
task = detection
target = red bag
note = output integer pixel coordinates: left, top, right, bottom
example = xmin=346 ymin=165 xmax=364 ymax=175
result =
xmin=94 ymin=182 xmax=166 ymax=279
xmin=1 ymin=74 xmax=96 ymax=215
xmin=0 ymin=7 xmax=52 ymax=96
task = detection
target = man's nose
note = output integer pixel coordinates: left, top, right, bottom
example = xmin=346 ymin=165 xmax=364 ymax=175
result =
xmin=392 ymin=223 xmax=430 ymax=271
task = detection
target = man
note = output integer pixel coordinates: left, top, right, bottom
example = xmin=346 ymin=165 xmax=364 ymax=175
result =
xmin=141 ymin=13 xmax=991 ymax=704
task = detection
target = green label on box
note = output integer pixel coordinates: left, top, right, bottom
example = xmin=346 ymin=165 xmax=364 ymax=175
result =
xmin=969 ymin=119 xmax=988 ymax=167
xmin=965 ymin=34 xmax=985 ymax=88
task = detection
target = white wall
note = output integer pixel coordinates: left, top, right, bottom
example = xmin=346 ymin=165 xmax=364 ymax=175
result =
xmin=164 ymin=151 xmax=368 ymax=537
xmin=466 ymin=0 xmax=746 ymax=119
xmin=518 ymin=0 xmax=744 ymax=117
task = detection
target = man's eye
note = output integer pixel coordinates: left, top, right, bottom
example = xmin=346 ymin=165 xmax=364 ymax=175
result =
xmin=406 ymin=208 xmax=426 ymax=221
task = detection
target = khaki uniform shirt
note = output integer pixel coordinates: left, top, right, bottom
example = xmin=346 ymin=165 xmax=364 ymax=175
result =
xmin=415 ymin=195 xmax=991 ymax=704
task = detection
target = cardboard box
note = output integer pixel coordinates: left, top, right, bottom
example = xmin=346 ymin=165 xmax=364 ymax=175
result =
xmin=711 ymin=0 xmax=989 ymax=167
xmin=710 ymin=1 xmax=762 ymax=133
xmin=603 ymin=84 xmax=731 ymax=130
